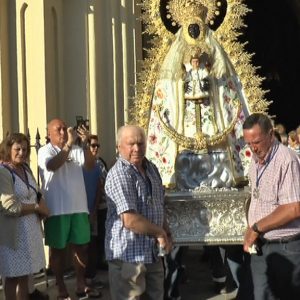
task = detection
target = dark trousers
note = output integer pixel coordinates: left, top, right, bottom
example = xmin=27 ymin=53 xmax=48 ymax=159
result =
xmin=163 ymin=246 xmax=187 ymax=299
xmin=221 ymin=245 xmax=253 ymax=300
xmin=251 ymin=238 xmax=300 ymax=300
xmin=206 ymin=246 xmax=226 ymax=282
xmin=97 ymin=208 xmax=107 ymax=265
xmin=86 ymin=208 xmax=107 ymax=278
xmin=85 ymin=235 xmax=99 ymax=279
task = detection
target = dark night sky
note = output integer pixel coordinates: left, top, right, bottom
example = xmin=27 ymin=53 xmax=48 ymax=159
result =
xmin=240 ymin=0 xmax=300 ymax=131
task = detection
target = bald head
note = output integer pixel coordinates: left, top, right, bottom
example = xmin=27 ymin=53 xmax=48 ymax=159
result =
xmin=117 ymin=125 xmax=146 ymax=167
xmin=48 ymin=118 xmax=66 ymax=130
xmin=47 ymin=118 xmax=68 ymax=147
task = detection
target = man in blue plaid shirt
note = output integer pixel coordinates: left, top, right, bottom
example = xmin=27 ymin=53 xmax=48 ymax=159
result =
xmin=105 ymin=125 xmax=172 ymax=300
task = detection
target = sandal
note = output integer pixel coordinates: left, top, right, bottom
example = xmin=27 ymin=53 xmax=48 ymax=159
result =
xmin=75 ymin=287 xmax=102 ymax=299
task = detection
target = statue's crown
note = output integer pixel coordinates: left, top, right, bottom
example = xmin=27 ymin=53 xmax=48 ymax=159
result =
xmin=166 ymin=0 xmax=221 ymax=27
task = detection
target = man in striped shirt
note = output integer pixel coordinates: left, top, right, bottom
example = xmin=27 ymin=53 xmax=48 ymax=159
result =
xmin=243 ymin=113 xmax=300 ymax=300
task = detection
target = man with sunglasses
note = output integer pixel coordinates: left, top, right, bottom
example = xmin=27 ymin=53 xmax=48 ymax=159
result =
xmin=243 ymin=113 xmax=300 ymax=300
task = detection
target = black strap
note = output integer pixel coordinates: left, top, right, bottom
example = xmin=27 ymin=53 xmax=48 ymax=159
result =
xmin=1 ymin=163 xmax=16 ymax=183
xmin=0 ymin=163 xmax=39 ymax=196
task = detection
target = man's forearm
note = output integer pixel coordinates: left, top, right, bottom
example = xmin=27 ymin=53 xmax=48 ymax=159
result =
xmin=122 ymin=211 xmax=166 ymax=238
xmin=47 ymin=144 xmax=71 ymax=171
xmin=255 ymin=202 xmax=300 ymax=233
xmin=83 ymin=148 xmax=95 ymax=170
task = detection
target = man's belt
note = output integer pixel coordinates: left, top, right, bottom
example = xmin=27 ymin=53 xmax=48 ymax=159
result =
xmin=262 ymin=232 xmax=300 ymax=244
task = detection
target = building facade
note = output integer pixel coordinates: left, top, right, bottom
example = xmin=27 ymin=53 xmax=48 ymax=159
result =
xmin=0 ymin=0 xmax=142 ymax=168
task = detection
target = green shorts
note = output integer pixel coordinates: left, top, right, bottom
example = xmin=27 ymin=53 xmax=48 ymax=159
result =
xmin=44 ymin=213 xmax=90 ymax=249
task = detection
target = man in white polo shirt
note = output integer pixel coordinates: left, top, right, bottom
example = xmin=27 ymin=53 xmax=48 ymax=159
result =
xmin=38 ymin=118 xmax=100 ymax=299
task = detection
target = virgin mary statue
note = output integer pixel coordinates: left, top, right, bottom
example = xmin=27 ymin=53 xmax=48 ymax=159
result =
xmin=146 ymin=1 xmax=253 ymax=189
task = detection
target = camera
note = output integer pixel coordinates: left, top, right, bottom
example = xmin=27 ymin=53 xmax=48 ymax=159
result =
xmin=75 ymin=115 xmax=89 ymax=130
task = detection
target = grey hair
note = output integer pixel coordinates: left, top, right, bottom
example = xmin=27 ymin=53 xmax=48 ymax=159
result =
xmin=116 ymin=125 xmax=146 ymax=146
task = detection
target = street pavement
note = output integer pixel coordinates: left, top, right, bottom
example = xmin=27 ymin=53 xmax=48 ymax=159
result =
xmin=0 ymin=246 xmax=237 ymax=300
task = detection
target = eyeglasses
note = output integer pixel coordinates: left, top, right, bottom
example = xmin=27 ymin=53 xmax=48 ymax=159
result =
xmin=90 ymin=143 xmax=100 ymax=149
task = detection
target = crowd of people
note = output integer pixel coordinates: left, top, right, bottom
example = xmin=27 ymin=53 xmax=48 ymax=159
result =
xmin=0 ymin=119 xmax=108 ymax=300
xmin=1 ymin=114 xmax=300 ymax=300
xmin=274 ymin=123 xmax=300 ymax=156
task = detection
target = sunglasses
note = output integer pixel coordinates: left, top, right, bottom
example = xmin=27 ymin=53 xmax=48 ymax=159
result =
xmin=90 ymin=143 xmax=100 ymax=149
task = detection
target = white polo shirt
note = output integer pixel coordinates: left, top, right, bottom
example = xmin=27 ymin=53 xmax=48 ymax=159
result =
xmin=38 ymin=143 xmax=88 ymax=216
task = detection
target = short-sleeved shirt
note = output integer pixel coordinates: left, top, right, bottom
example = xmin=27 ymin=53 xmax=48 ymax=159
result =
xmin=248 ymin=141 xmax=300 ymax=239
xmin=105 ymin=157 xmax=164 ymax=264
xmin=83 ymin=162 xmax=102 ymax=213
xmin=38 ymin=143 xmax=88 ymax=216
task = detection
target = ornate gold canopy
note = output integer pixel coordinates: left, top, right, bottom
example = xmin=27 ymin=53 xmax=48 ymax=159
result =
xmin=133 ymin=0 xmax=270 ymax=130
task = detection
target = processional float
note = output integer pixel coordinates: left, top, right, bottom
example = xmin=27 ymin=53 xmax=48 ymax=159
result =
xmin=134 ymin=0 xmax=270 ymax=245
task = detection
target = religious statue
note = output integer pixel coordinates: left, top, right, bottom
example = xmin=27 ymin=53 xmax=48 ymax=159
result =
xmin=135 ymin=0 xmax=269 ymax=190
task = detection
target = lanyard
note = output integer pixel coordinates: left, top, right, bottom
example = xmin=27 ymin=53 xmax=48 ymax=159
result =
xmin=1 ymin=163 xmax=38 ymax=195
xmin=131 ymin=163 xmax=153 ymax=201
xmin=144 ymin=174 xmax=153 ymax=199
xmin=255 ymin=143 xmax=279 ymax=188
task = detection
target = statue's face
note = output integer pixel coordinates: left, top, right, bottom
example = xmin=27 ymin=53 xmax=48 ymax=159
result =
xmin=188 ymin=23 xmax=201 ymax=39
xmin=191 ymin=58 xmax=200 ymax=70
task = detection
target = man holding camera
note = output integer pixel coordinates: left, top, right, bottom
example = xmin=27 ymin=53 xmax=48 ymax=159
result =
xmin=38 ymin=118 xmax=101 ymax=299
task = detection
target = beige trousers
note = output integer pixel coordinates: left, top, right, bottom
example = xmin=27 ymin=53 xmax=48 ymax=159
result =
xmin=108 ymin=259 xmax=164 ymax=300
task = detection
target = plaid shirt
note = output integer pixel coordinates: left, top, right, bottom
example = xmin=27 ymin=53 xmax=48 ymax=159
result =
xmin=248 ymin=141 xmax=300 ymax=239
xmin=105 ymin=157 xmax=165 ymax=263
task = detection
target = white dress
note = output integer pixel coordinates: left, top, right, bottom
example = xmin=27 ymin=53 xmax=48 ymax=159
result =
xmin=0 ymin=170 xmax=46 ymax=277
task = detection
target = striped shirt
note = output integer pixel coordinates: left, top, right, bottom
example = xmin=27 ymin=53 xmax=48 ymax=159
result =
xmin=105 ymin=157 xmax=165 ymax=263
xmin=248 ymin=140 xmax=300 ymax=239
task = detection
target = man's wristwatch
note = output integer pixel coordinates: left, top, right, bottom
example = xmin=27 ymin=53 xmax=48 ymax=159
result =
xmin=252 ymin=223 xmax=263 ymax=235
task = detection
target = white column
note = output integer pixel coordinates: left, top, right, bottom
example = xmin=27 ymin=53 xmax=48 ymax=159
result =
xmin=86 ymin=0 xmax=97 ymax=133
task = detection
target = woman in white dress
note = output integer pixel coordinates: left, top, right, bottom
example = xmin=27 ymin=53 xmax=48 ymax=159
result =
xmin=0 ymin=133 xmax=49 ymax=300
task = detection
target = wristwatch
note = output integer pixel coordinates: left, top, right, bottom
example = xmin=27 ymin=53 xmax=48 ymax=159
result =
xmin=252 ymin=223 xmax=263 ymax=235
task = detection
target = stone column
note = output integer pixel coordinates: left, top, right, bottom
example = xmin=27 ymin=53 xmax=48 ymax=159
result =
xmin=0 ymin=0 xmax=11 ymax=138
